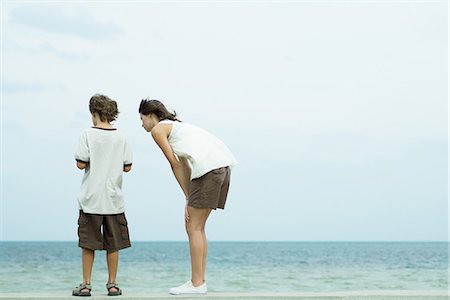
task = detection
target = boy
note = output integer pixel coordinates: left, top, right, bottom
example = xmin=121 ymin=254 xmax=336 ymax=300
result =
xmin=73 ymin=94 xmax=132 ymax=297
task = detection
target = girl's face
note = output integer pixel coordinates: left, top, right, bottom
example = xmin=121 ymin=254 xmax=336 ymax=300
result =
xmin=140 ymin=113 xmax=158 ymax=132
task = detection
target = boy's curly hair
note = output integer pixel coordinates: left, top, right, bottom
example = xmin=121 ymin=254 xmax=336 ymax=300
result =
xmin=89 ymin=94 xmax=119 ymax=122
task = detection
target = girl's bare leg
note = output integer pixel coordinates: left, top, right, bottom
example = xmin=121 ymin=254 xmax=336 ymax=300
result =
xmin=185 ymin=207 xmax=212 ymax=287
xmin=201 ymin=210 xmax=212 ymax=281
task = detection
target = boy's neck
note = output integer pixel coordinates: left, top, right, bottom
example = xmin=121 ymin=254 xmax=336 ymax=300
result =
xmin=94 ymin=121 xmax=113 ymax=129
xmin=91 ymin=113 xmax=114 ymax=129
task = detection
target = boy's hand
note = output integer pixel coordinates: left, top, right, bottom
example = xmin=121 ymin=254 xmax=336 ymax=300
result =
xmin=76 ymin=161 xmax=89 ymax=170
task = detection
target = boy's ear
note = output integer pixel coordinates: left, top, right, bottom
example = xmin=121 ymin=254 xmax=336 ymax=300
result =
xmin=91 ymin=112 xmax=99 ymax=125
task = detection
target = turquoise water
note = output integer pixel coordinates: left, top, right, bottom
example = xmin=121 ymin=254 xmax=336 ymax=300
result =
xmin=0 ymin=242 xmax=447 ymax=293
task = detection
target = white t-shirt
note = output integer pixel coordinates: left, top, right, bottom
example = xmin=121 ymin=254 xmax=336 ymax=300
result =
xmin=75 ymin=127 xmax=133 ymax=214
xmin=159 ymin=120 xmax=238 ymax=179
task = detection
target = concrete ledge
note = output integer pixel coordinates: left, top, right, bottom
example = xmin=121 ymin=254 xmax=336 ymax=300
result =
xmin=0 ymin=291 xmax=447 ymax=300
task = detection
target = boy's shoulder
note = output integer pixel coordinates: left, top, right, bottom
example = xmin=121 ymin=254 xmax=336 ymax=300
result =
xmin=79 ymin=127 xmax=98 ymax=137
xmin=78 ymin=128 xmax=91 ymax=138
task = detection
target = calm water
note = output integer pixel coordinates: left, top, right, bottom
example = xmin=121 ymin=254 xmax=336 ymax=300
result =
xmin=0 ymin=242 xmax=447 ymax=293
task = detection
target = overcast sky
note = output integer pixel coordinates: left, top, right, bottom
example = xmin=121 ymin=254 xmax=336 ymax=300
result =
xmin=1 ymin=1 xmax=448 ymax=241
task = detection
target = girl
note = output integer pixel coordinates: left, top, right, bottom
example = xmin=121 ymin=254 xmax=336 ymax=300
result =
xmin=139 ymin=99 xmax=237 ymax=295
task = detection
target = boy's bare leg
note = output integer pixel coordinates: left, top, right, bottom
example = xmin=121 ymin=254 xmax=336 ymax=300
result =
xmin=107 ymin=251 xmax=119 ymax=292
xmin=82 ymin=248 xmax=94 ymax=291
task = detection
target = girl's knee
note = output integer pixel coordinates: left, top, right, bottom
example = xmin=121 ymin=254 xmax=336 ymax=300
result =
xmin=186 ymin=222 xmax=203 ymax=234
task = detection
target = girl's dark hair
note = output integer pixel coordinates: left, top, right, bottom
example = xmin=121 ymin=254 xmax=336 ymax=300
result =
xmin=138 ymin=98 xmax=180 ymax=121
xmin=89 ymin=94 xmax=119 ymax=122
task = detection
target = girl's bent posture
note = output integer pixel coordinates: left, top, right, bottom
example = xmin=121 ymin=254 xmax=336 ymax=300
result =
xmin=139 ymin=99 xmax=237 ymax=295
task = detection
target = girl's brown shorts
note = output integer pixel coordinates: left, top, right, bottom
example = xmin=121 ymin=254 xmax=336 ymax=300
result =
xmin=77 ymin=210 xmax=131 ymax=251
xmin=188 ymin=166 xmax=231 ymax=210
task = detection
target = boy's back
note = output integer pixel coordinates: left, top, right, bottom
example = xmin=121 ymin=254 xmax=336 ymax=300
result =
xmin=76 ymin=127 xmax=132 ymax=214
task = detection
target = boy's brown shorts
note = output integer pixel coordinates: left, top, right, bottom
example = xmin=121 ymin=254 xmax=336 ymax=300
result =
xmin=188 ymin=166 xmax=231 ymax=210
xmin=77 ymin=210 xmax=131 ymax=251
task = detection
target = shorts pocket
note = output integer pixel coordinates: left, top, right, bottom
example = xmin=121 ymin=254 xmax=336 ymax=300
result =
xmin=210 ymin=169 xmax=226 ymax=184
xmin=77 ymin=212 xmax=89 ymax=242
xmin=118 ymin=214 xmax=130 ymax=241
xmin=78 ymin=212 xmax=89 ymax=225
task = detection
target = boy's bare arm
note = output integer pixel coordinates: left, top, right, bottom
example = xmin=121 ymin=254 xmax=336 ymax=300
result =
xmin=76 ymin=161 xmax=89 ymax=170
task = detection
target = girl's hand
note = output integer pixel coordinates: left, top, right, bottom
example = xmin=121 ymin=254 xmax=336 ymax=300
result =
xmin=185 ymin=204 xmax=190 ymax=223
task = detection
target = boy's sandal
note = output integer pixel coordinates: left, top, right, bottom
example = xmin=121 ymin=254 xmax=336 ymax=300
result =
xmin=72 ymin=283 xmax=92 ymax=297
xmin=106 ymin=282 xmax=122 ymax=296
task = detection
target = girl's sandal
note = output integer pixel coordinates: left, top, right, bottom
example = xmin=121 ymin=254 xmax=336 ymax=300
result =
xmin=106 ymin=282 xmax=122 ymax=296
xmin=72 ymin=283 xmax=92 ymax=297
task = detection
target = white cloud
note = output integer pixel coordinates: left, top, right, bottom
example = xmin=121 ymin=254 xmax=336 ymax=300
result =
xmin=8 ymin=4 xmax=121 ymax=40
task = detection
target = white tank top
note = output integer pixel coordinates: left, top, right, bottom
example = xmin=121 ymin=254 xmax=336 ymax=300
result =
xmin=159 ymin=120 xmax=238 ymax=179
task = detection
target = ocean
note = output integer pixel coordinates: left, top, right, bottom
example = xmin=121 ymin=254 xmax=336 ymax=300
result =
xmin=0 ymin=242 xmax=447 ymax=294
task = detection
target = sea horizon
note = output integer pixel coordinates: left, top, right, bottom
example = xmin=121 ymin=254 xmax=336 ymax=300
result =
xmin=1 ymin=240 xmax=448 ymax=243
xmin=0 ymin=241 xmax=447 ymax=295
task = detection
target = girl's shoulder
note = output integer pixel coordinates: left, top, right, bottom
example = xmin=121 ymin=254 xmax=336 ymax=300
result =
xmin=159 ymin=119 xmax=180 ymax=124
xmin=158 ymin=119 xmax=183 ymax=130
